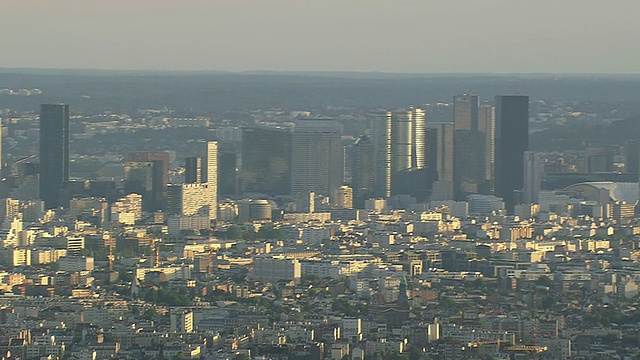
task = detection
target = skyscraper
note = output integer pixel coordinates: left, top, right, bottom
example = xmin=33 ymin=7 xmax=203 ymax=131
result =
xmin=39 ymin=104 xmax=70 ymax=209
xmin=479 ymin=105 xmax=496 ymax=192
xmin=431 ymin=123 xmax=454 ymax=200
xmin=197 ymin=141 xmax=218 ymax=185
xmin=495 ymin=95 xmax=529 ymax=212
xmin=123 ymin=161 xmax=155 ymax=211
xmin=352 ymin=135 xmax=375 ymax=208
xmin=412 ymin=108 xmax=426 ymax=170
xmin=391 ymin=110 xmax=413 ymax=174
xmin=197 ymin=141 xmax=218 ymax=220
xmin=453 ymin=93 xmax=479 ymax=132
xmin=523 ymin=151 xmax=542 ymax=204
xmin=371 ymin=107 xmax=425 ymax=198
xmin=291 ymin=118 xmax=343 ymax=197
xmin=184 ymin=156 xmax=203 ymax=184
xmin=129 ymin=152 xmax=170 ymax=211
xmin=371 ymin=111 xmax=392 ymax=198
xmin=391 ymin=107 xmax=425 ymax=173
xmin=240 ymin=124 xmax=292 ymax=196
xmin=453 ymin=93 xmax=488 ymax=198
xmin=166 ymin=183 xmax=212 ymax=217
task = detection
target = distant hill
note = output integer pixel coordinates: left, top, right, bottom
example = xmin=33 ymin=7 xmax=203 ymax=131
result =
xmin=530 ymin=116 xmax=640 ymax=151
xmin=3 ymin=70 xmax=640 ymax=114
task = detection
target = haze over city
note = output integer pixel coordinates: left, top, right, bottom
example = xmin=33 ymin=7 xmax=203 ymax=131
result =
xmin=3 ymin=0 xmax=640 ymax=73
xmin=4 ymin=2 xmax=640 ymax=360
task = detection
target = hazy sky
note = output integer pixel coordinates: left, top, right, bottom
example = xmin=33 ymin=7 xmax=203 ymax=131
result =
xmin=2 ymin=0 xmax=639 ymax=73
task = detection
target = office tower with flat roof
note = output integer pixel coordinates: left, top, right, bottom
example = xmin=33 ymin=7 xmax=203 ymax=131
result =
xmin=391 ymin=110 xmax=413 ymax=174
xmin=197 ymin=141 xmax=217 ymax=184
xmin=129 ymin=151 xmax=170 ymax=211
xmin=167 ymin=183 xmax=212 ymax=218
xmin=333 ymin=185 xmax=353 ymax=209
xmin=197 ymin=141 xmax=218 ymax=220
xmin=295 ymin=191 xmax=315 ymax=213
xmin=372 ymin=111 xmax=392 ymax=198
xmin=624 ymin=140 xmax=640 ymax=176
xmin=291 ymin=118 xmax=343 ymax=197
xmin=391 ymin=107 xmax=425 ymax=173
xmin=39 ymin=104 xmax=70 ymax=209
xmin=435 ymin=123 xmax=454 ymax=180
xmin=218 ymin=148 xmax=239 ymax=196
xmin=240 ymin=125 xmax=292 ymax=196
xmin=184 ymin=156 xmax=203 ymax=184
xmin=479 ymin=105 xmax=496 ymax=192
xmin=412 ymin=108 xmax=426 ymax=169
xmin=453 ymin=93 xmax=479 ymax=131
xmin=523 ymin=151 xmax=542 ymax=204
xmin=123 ymin=161 xmax=155 ymax=211
xmin=430 ymin=122 xmax=455 ymax=201
xmin=371 ymin=107 xmax=425 ymax=198
xmin=352 ymin=135 xmax=375 ymax=208
xmin=495 ymin=95 xmax=529 ymax=212
xmin=453 ymin=93 xmax=488 ymax=198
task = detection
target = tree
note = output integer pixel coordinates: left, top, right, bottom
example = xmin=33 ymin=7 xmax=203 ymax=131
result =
xmin=535 ymin=275 xmax=553 ymax=288
xmin=257 ymin=225 xmax=285 ymax=240
xmin=226 ymin=226 xmax=244 ymax=239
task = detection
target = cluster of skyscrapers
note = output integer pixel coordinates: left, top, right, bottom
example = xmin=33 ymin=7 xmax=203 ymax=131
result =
xmin=35 ymin=94 xmax=529 ymax=218
xmin=37 ymin=104 xmax=219 ymax=223
xmin=237 ymin=94 xmax=529 ymax=212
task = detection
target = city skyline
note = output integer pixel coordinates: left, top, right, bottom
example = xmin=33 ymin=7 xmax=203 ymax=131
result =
xmin=3 ymin=84 xmax=640 ymax=359
xmin=2 ymin=1 xmax=640 ymax=356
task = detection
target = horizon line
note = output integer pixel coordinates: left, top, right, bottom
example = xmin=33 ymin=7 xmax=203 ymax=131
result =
xmin=1 ymin=67 xmax=640 ymax=78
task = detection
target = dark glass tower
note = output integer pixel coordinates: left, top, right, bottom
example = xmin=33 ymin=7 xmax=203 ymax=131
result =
xmin=39 ymin=104 xmax=70 ymax=209
xmin=352 ymin=135 xmax=375 ymax=208
xmin=185 ymin=156 xmax=203 ymax=184
xmin=495 ymin=95 xmax=529 ymax=212
xmin=129 ymin=151 xmax=170 ymax=211
xmin=453 ymin=93 xmax=489 ymax=199
xmin=240 ymin=125 xmax=292 ymax=196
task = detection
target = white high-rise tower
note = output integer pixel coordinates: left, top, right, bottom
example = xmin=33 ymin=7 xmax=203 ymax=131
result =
xmin=197 ymin=141 xmax=218 ymax=220
xmin=523 ymin=151 xmax=542 ymax=204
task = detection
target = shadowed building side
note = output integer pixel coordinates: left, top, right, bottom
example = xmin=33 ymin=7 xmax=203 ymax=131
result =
xmin=495 ymin=95 xmax=529 ymax=213
xmin=39 ymin=104 xmax=70 ymax=209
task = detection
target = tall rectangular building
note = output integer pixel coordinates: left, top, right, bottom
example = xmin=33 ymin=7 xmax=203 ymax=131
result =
xmin=198 ymin=141 xmax=218 ymax=185
xmin=495 ymin=95 xmax=529 ymax=212
xmin=479 ymin=105 xmax=496 ymax=192
xmin=184 ymin=156 xmax=203 ymax=184
xmin=372 ymin=111 xmax=392 ymax=198
xmin=123 ymin=161 xmax=155 ymax=211
xmin=371 ymin=108 xmax=425 ymax=198
xmin=166 ymin=183 xmax=212 ymax=218
xmin=291 ymin=118 xmax=344 ymax=197
xmin=453 ymin=93 xmax=488 ymax=198
xmin=453 ymin=93 xmax=479 ymax=131
xmin=431 ymin=123 xmax=455 ymax=200
xmin=129 ymin=152 xmax=170 ymax=211
xmin=352 ymin=135 xmax=375 ymax=208
xmin=39 ymin=104 xmax=70 ymax=209
xmin=240 ymin=125 xmax=292 ymax=196
xmin=197 ymin=141 xmax=218 ymax=220
xmin=523 ymin=151 xmax=542 ymax=204
xmin=435 ymin=123 xmax=454 ymax=183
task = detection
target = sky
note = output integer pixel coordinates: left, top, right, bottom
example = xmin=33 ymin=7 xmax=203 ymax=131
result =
xmin=2 ymin=0 xmax=639 ymax=73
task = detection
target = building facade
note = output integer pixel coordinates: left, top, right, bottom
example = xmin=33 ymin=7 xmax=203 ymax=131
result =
xmin=39 ymin=104 xmax=70 ymax=209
